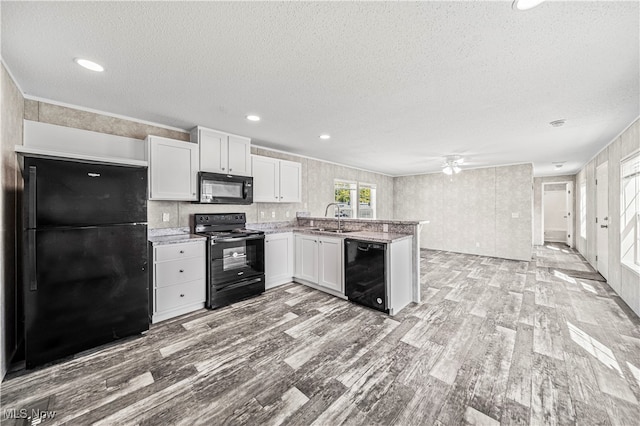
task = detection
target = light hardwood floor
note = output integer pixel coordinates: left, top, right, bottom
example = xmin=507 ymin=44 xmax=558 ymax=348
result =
xmin=2 ymin=243 xmax=640 ymax=425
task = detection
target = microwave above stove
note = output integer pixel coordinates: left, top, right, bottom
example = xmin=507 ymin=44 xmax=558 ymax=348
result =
xmin=198 ymin=172 xmax=253 ymax=204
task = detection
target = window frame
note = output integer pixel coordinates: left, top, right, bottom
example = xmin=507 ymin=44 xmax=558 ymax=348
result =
xmin=620 ymin=151 xmax=640 ymax=271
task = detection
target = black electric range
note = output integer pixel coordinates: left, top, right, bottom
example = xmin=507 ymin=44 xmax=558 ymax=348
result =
xmin=194 ymin=213 xmax=265 ymax=309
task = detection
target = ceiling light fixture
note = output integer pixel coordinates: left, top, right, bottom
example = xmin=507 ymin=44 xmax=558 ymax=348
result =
xmin=74 ymin=58 xmax=104 ymax=72
xmin=512 ymin=0 xmax=546 ymax=11
xmin=319 ymin=134 xmax=331 ymax=140
xmin=442 ymin=156 xmax=464 ymax=175
xmin=549 ymin=119 xmax=566 ymax=127
xmin=246 ymin=115 xmax=260 ymax=122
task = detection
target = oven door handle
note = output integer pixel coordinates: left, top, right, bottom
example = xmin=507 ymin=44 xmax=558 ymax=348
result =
xmin=212 ymin=235 xmax=264 ymax=244
xmin=216 ymin=276 xmax=263 ymax=292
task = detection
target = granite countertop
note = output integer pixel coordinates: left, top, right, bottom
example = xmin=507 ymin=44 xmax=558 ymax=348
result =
xmin=148 ymin=234 xmax=207 ymax=245
xmin=252 ymin=226 xmax=412 ymax=243
xmin=148 ymin=227 xmax=207 ymax=245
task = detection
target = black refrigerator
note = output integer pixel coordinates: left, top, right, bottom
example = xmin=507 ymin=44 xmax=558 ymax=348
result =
xmin=22 ymin=156 xmax=149 ymax=368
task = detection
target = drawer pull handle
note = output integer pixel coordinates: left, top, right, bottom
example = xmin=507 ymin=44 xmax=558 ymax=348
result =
xmin=179 ymin=250 xmax=184 ymax=254
xmin=179 ymin=269 xmax=184 ymax=273
xmin=180 ymin=294 xmax=185 ymax=297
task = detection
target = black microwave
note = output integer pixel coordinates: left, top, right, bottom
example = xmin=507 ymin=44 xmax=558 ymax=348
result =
xmin=198 ymin=172 xmax=253 ymax=204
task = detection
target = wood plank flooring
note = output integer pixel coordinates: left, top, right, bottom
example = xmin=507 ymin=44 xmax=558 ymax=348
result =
xmin=2 ymin=243 xmax=639 ymax=425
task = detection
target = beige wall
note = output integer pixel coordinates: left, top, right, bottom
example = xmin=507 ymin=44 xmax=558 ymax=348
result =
xmin=575 ymin=118 xmax=640 ymax=316
xmin=149 ymin=147 xmax=395 ymax=229
xmin=1 ymin=63 xmax=24 ymax=379
xmin=533 ymin=175 xmax=576 ymax=246
xmin=393 ymin=164 xmax=533 ymax=261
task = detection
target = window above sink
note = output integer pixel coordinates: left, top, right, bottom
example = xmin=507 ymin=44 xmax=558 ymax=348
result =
xmin=333 ymin=179 xmax=377 ymax=219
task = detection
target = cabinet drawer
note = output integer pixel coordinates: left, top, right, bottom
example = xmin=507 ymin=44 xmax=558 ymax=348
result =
xmin=155 ymin=241 xmax=204 ymax=262
xmin=155 ymin=256 xmax=205 ymax=287
xmin=155 ymin=279 xmax=205 ymax=312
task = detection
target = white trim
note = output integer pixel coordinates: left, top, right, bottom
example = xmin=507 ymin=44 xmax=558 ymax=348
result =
xmin=15 ymin=145 xmax=148 ymax=167
xmin=252 ymin=143 xmax=394 ymax=177
xmin=620 ymin=148 xmax=640 ymax=165
xmin=621 ymin=261 xmax=640 ymax=277
xmin=0 ymin=58 xmax=25 ymax=94
xmin=541 ymin=181 xmax=573 ymax=246
xmin=22 ymin=94 xmax=190 ymax=134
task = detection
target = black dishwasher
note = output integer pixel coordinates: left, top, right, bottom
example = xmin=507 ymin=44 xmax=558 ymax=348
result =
xmin=345 ymin=239 xmax=388 ymax=313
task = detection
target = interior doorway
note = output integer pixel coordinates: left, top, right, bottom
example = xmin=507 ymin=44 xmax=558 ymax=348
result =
xmin=542 ymin=182 xmax=574 ymax=248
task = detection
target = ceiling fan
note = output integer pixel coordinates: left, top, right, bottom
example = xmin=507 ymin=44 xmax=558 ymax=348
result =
xmin=442 ymin=155 xmax=464 ymax=175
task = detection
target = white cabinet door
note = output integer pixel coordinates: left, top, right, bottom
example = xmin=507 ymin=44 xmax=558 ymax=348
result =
xmin=318 ymin=236 xmax=343 ymax=293
xmin=148 ymin=136 xmax=198 ymax=201
xmin=252 ymin=155 xmax=279 ymax=202
xmin=294 ymin=234 xmax=318 ymax=283
xmin=227 ymin=135 xmax=252 ymax=176
xmin=198 ymin=129 xmax=227 ymax=174
xmin=279 ymin=159 xmax=302 ymax=203
xmin=252 ymin=155 xmax=301 ymax=203
xmin=265 ymin=232 xmax=294 ymax=289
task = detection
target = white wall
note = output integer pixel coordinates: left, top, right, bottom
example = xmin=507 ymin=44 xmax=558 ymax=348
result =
xmin=393 ymin=164 xmax=533 ymax=261
xmin=575 ymin=118 xmax=640 ymax=316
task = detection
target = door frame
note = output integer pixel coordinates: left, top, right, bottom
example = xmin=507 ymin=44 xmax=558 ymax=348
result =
xmin=542 ymin=181 xmax=575 ymax=247
xmin=596 ymin=162 xmax=609 ymax=279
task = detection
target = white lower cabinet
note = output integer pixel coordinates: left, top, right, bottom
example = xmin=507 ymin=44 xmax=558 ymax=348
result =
xmin=151 ymin=240 xmax=206 ymax=323
xmin=294 ymin=234 xmax=344 ymax=296
xmin=265 ymin=232 xmax=294 ymax=289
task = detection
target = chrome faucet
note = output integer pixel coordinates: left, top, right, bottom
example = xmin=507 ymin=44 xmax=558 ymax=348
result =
xmin=324 ymin=202 xmax=343 ymax=232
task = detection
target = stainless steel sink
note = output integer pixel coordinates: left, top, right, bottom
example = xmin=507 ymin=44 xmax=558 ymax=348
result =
xmin=324 ymin=229 xmax=354 ymax=233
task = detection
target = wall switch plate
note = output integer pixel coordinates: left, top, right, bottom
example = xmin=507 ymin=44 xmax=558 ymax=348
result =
xmin=162 ymin=213 xmax=170 ymax=222
xmin=383 ymin=224 xmax=389 ymax=232
xmin=286 ymin=211 xmax=290 ymax=218
xmin=476 ymin=242 xmax=480 ymax=247
xmin=512 ymin=212 xmax=519 ymax=218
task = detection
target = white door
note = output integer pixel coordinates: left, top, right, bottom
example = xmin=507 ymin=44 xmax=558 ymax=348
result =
xmin=199 ymin=129 xmax=227 ymax=173
xmin=566 ymin=182 xmax=574 ymax=248
xmin=318 ymin=237 xmax=343 ymax=293
xmin=148 ymin=136 xmax=198 ymax=201
xmin=279 ymin=160 xmax=302 ymax=203
xmin=294 ymin=234 xmax=318 ymax=283
xmin=227 ymin=135 xmax=251 ymax=176
xmin=252 ymin=156 xmax=279 ymax=202
xmin=265 ymin=233 xmax=293 ymax=289
xmin=596 ymin=163 xmax=609 ymax=279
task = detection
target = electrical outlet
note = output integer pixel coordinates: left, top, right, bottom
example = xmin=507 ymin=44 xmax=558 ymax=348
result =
xmin=383 ymin=224 xmax=389 ymax=232
xmin=271 ymin=211 xmax=275 ymax=218
xmin=162 ymin=213 xmax=170 ymax=222
xmin=286 ymin=211 xmax=290 ymax=218
xmin=260 ymin=211 xmax=265 ymax=219
xmin=476 ymin=242 xmax=480 ymax=247
xmin=512 ymin=212 xmax=519 ymax=218
xmin=310 ymin=220 xmax=314 ymax=226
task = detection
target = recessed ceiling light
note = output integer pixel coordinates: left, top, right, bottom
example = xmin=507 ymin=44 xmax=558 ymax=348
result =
xmin=550 ymin=119 xmax=567 ymax=127
xmin=74 ymin=58 xmax=104 ymax=72
xmin=246 ymin=115 xmax=260 ymax=122
xmin=512 ymin=0 xmax=546 ymax=11
xmin=319 ymin=134 xmax=331 ymax=140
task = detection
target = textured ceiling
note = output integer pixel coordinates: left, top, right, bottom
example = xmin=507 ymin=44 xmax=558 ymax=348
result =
xmin=2 ymin=1 xmax=638 ymax=176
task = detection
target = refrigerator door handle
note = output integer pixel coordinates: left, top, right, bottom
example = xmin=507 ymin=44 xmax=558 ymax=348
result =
xmin=28 ymin=231 xmax=37 ymax=291
xmin=28 ymin=165 xmax=37 ymax=229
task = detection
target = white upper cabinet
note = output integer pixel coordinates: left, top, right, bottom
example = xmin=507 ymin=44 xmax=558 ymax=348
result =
xmin=252 ymin=155 xmax=301 ymax=203
xmin=147 ymin=135 xmax=199 ymax=201
xmin=191 ymin=127 xmax=251 ymax=176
